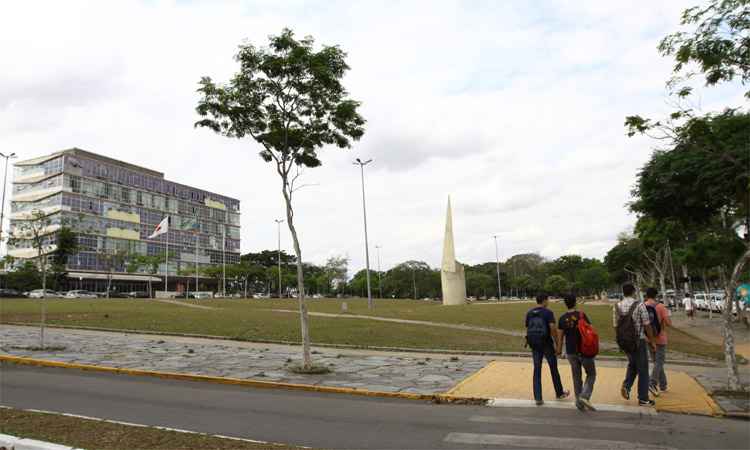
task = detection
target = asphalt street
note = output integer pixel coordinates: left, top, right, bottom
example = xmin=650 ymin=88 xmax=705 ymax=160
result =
xmin=1 ymin=363 xmax=748 ymax=449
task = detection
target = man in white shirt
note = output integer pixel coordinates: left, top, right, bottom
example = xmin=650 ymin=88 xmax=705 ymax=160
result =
xmin=682 ymin=293 xmax=695 ymax=320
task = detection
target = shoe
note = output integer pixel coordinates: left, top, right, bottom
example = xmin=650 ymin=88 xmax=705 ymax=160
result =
xmin=621 ymin=386 xmax=630 ymax=400
xmin=639 ymin=399 xmax=656 ymax=407
xmin=556 ymin=390 xmax=570 ymax=400
xmin=535 ymin=400 xmax=544 ymax=406
xmin=575 ymin=399 xmax=586 ymax=412
xmin=579 ymin=397 xmax=596 ymax=411
xmin=649 ymin=385 xmax=660 ymax=398
xmin=660 ymin=387 xmax=668 ymax=393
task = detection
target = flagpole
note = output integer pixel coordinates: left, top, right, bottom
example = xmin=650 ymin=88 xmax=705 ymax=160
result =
xmin=165 ymin=216 xmax=169 ymax=295
xmin=222 ymin=226 xmax=226 ymax=295
xmin=195 ymin=217 xmax=199 ymax=295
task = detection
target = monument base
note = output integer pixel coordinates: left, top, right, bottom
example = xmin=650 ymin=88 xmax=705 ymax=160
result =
xmin=441 ymin=262 xmax=467 ymax=305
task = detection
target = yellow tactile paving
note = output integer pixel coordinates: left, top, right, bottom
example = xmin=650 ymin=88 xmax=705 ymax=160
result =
xmin=447 ymin=360 xmax=722 ymax=416
xmin=735 ymin=343 xmax=750 ymax=360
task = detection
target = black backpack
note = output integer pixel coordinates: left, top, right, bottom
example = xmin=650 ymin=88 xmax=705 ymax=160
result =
xmin=616 ymin=302 xmax=640 ymax=354
xmin=645 ymin=304 xmax=662 ymax=336
xmin=526 ymin=309 xmax=549 ymax=351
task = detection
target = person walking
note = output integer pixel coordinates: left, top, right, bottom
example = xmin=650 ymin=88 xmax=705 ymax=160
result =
xmin=557 ymin=294 xmax=597 ymax=411
xmin=682 ymin=293 xmax=695 ymax=320
xmin=645 ymin=287 xmax=671 ymax=396
xmin=613 ymin=283 xmax=658 ymax=407
xmin=526 ymin=294 xmax=570 ymax=406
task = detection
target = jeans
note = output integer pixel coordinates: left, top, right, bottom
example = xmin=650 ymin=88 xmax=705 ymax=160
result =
xmin=567 ymin=354 xmax=596 ymax=400
xmin=623 ymin=339 xmax=650 ymax=402
xmin=532 ymin=343 xmax=564 ymax=401
xmin=649 ymin=344 xmax=668 ymax=390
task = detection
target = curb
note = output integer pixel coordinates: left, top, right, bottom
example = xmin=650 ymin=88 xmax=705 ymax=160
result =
xmin=0 ymin=354 xmax=486 ymax=405
xmin=1 ymin=322 xmax=722 ymax=367
xmin=0 ymin=432 xmax=81 ymax=450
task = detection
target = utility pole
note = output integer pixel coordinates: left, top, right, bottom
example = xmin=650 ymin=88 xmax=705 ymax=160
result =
xmin=353 ymin=158 xmax=374 ymax=310
xmin=493 ymin=235 xmax=502 ymax=301
xmin=275 ymin=219 xmax=284 ymax=298
xmin=0 ymin=152 xmax=17 ymax=263
xmin=412 ymin=266 xmax=417 ymax=300
xmin=375 ymin=245 xmax=382 ymax=299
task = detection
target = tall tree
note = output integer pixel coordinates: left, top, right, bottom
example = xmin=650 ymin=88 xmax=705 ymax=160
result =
xmin=625 ymin=0 xmax=749 ymax=390
xmin=195 ymin=29 xmax=366 ymax=369
xmin=9 ymin=210 xmax=53 ymax=348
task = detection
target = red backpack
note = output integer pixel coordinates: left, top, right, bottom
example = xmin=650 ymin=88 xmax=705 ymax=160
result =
xmin=577 ymin=311 xmax=599 ymax=357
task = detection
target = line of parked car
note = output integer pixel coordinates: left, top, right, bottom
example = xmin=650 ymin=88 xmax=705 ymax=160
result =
xmin=0 ymin=289 xmax=152 ymax=299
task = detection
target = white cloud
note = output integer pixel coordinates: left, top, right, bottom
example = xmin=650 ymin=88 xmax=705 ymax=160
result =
xmin=0 ymin=0 xmax=744 ymax=273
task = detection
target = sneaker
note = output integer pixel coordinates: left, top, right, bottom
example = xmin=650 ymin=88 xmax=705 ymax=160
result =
xmin=575 ymin=399 xmax=586 ymax=412
xmin=535 ymin=400 xmax=544 ymax=406
xmin=621 ymin=386 xmax=630 ymax=400
xmin=556 ymin=390 xmax=570 ymax=400
xmin=579 ymin=397 xmax=596 ymax=411
xmin=639 ymin=399 xmax=656 ymax=407
xmin=649 ymin=385 xmax=660 ymax=398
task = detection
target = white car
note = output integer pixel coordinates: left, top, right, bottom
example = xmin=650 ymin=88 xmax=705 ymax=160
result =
xmin=192 ymin=292 xmax=213 ymax=299
xmin=65 ymin=290 xmax=98 ymax=299
xmin=694 ymin=293 xmax=710 ymax=311
xmin=27 ymin=289 xmax=63 ymax=298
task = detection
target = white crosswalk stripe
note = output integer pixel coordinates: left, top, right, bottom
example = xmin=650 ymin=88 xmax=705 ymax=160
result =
xmin=487 ymin=398 xmax=658 ymax=415
xmin=469 ymin=414 xmax=665 ymax=431
xmin=444 ymin=432 xmax=676 ymax=449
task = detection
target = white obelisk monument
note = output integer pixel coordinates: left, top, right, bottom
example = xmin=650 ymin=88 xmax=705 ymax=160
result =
xmin=441 ymin=196 xmax=467 ymax=305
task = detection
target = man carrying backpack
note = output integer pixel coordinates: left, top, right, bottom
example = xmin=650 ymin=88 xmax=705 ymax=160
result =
xmin=557 ymin=294 xmax=597 ymax=411
xmin=613 ymin=283 xmax=657 ymax=407
xmin=526 ymin=294 xmax=570 ymax=406
xmin=645 ymin=287 xmax=671 ymax=396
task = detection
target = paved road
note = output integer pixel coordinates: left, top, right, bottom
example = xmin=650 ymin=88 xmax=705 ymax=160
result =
xmin=1 ymin=364 xmax=748 ymax=449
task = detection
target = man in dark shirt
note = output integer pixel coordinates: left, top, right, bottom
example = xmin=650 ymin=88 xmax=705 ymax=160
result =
xmin=525 ymin=294 xmax=569 ymax=405
xmin=557 ymin=294 xmax=597 ymax=411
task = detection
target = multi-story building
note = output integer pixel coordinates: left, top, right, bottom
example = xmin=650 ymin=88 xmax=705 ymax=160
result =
xmin=8 ymin=148 xmax=240 ymax=293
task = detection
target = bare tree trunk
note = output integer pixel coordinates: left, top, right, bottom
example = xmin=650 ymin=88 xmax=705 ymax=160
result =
xmin=39 ymin=252 xmax=47 ymax=349
xmin=281 ymin=177 xmax=312 ymax=370
xmin=703 ymin=270 xmax=712 ymax=320
xmin=681 ymin=264 xmax=691 ymax=294
xmin=722 ymin=246 xmax=750 ymax=390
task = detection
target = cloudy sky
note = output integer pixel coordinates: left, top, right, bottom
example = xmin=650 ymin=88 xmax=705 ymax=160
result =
xmin=1 ymin=0 xmax=744 ymax=273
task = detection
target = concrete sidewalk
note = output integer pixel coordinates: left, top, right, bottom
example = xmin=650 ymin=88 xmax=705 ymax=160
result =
xmin=447 ymin=360 xmax=722 ymax=416
xmin=2 ymin=324 xmax=742 ymax=417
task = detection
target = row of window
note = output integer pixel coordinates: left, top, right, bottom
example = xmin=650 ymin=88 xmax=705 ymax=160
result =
xmin=64 ymin=154 xmax=240 ymax=212
xmin=13 ymin=156 xmax=63 ymax=180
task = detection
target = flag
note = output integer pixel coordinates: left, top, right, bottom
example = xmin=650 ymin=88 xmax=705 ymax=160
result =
xmin=148 ymin=216 xmax=169 ymax=239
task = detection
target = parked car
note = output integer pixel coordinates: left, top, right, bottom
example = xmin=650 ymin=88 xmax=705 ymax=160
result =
xmin=65 ymin=290 xmax=99 ymax=299
xmin=124 ymin=291 xmax=150 ymax=298
xmin=694 ymin=293 xmax=709 ymax=311
xmin=0 ymin=288 xmax=22 ymax=298
xmin=27 ymin=289 xmax=63 ymax=298
xmin=97 ymin=290 xmax=129 ymax=298
xmin=193 ymin=292 xmax=213 ymax=299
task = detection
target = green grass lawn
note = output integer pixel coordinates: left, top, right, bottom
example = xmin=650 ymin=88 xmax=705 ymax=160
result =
xmin=0 ymin=297 xmax=722 ymax=358
xmin=0 ymin=407 xmax=305 ymax=450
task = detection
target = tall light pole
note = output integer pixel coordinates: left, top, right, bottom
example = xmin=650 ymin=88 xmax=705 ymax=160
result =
xmin=275 ymin=219 xmax=284 ymax=298
xmin=493 ymin=235 xmax=502 ymax=301
xmin=353 ymin=158 xmax=374 ymax=310
xmin=375 ymin=245 xmax=382 ymax=299
xmin=0 ymin=152 xmax=17 ymax=262
xmin=412 ymin=266 xmax=417 ymax=300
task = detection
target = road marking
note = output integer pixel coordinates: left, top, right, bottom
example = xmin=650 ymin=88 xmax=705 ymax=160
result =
xmin=0 ymin=405 xmax=309 ymax=448
xmin=469 ymin=415 xmax=664 ymax=432
xmin=487 ymin=398 xmax=657 ymax=415
xmin=444 ymin=432 xmax=675 ymax=449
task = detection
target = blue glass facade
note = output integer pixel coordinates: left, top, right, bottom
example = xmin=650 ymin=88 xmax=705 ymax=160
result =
xmin=9 ymin=148 xmax=240 ymax=288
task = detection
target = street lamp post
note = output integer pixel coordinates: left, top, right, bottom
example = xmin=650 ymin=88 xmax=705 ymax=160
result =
xmin=0 ymin=152 xmax=17 ymax=262
xmin=275 ymin=219 xmax=284 ymax=298
xmin=353 ymin=158 xmax=374 ymax=310
xmin=375 ymin=245 xmax=382 ymax=299
xmin=493 ymin=235 xmax=502 ymax=301
xmin=412 ymin=266 xmax=417 ymax=300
